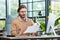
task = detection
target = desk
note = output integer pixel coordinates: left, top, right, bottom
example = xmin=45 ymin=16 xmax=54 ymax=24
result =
xmin=0 ymin=35 xmax=60 ymax=40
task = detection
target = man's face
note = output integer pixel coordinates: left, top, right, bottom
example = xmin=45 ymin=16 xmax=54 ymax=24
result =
xmin=19 ymin=8 xmax=27 ymax=18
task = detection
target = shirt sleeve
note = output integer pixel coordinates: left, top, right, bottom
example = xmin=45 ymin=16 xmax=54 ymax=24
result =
xmin=11 ymin=20 xmax=17 ymax=36
xmin=30 ymin=19 xmax=34 ymax=25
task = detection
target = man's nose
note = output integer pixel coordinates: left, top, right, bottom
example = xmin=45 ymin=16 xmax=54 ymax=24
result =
xmin=23 ymin=12 xmax=26 ymax=14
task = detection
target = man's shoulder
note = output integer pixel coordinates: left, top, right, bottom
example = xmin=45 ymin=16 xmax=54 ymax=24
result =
xmin=12 ymin=17 xmax=19 ymax=22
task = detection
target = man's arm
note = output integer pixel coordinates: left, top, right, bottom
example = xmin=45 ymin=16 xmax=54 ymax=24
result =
xmin=11 ymin=21 xmax=17 ymax=36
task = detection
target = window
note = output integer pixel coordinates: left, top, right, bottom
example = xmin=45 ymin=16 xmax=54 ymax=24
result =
xmin=0 ymin=0 xmax=6 ymax=19
xmin=9 ymin=0 xmax=19 ymax=18
xmin=33 ymin=0 xmax=45 ymax=1
xmin=20 ymin=0 xmax=27 ymax=3
xmin=33 ymin=2 xmax=45 ymax=17
xmin=51 ymin=0 xmax=60 ymax=17
xmin=0 ymin=0 xmax=6 ymax=30
xmin=0 ymin=20 xmax=5 ymax=30
xmin=20 ymin=0 xmax=45 ymax=17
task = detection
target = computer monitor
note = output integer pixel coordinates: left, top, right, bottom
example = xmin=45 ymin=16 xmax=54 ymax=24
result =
xmin=46 ymin=13 xmax=60 ymax=35
xmin=46 ymin=13 xmax=57 ymax=35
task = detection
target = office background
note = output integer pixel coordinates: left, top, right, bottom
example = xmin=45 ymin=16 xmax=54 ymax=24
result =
xmin=0 ymin=0 xmax=60 ymax=35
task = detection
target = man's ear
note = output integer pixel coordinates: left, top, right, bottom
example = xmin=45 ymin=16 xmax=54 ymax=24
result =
xmin=18 ymin=12 xmax=20 ymax=16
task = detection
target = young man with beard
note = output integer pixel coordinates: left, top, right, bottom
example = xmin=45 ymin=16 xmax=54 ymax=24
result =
xmin=11 ymin=5 xmax=38 ymax=37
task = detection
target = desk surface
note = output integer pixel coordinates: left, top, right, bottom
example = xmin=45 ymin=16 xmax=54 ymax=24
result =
xmin=0 ymin=35 xmax=60 ymax=39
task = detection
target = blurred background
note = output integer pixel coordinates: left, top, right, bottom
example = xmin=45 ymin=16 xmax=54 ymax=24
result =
xmin=0 ymin=0 xmax=60 ymax=35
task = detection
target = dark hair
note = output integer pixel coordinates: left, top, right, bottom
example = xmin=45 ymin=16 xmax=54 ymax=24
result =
xmin=17 ymin=5 xmax=27 ymax=12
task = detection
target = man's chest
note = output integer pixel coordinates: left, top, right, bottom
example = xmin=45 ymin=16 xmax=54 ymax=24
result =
xmin=15 ymin=21 xmax=32 ymax=30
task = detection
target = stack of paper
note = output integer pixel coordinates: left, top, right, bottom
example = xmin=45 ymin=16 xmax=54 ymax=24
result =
xmin=24 ymin=24 xmax=40 ymax=33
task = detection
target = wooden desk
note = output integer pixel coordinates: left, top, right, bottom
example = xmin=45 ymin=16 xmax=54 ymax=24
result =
xmin=0 ymin=35 xmax=60 ymax=40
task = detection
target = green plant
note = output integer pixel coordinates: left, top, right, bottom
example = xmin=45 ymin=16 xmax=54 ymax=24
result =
xmin=54 ymin=18 xmax=60 ymax=26
xmin=40 ymin=23 xmax=46 ymax=31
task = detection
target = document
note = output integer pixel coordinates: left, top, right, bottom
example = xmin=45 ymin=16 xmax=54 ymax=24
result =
xmin=24 ymin=23 xmax=40 ymax=33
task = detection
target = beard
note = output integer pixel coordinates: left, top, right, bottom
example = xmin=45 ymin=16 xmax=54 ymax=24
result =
xmin=19 ymin=14 xmax=26 ymax=18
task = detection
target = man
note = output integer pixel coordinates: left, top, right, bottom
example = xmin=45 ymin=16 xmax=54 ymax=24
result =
xmin=11 ymin=5 xmax=37 ymax=36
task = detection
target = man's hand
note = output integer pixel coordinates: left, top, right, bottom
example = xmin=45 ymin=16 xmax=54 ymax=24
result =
xmin=32 ymin=32 xmax=38 ymax=36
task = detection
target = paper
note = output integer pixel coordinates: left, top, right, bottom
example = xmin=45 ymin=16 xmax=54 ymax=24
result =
xmin=24 ymin=24 xmax=40 ymax=33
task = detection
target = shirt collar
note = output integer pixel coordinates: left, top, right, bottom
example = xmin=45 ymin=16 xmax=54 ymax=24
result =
xmin=18 ymin=16 xmax=28 ymax=22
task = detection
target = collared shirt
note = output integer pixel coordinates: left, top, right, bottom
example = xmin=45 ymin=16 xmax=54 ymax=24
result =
xmin=11 ymin=17 xmax=34 ymax=36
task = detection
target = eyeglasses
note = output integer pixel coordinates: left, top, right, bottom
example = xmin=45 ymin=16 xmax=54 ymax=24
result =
xmin=20 ymin=11 xmax=27 ymax=13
